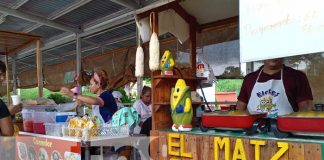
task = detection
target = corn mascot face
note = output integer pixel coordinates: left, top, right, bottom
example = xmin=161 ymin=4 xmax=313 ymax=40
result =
xmin=170 ymin=79 xmax=193 ymax=132
xmin=160 ymin=50 xmax=175 ymax=75
xmin=171 ymin=79 xmax=186 ymax=108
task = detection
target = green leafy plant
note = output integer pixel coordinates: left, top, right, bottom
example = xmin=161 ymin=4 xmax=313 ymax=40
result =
xmin=216 ymin=79 xmax=243 ymax=93
xmin=47 ymin=93 xmax=71 ymax=104
xmin=116 ymin=87 xmax=133 ymax=103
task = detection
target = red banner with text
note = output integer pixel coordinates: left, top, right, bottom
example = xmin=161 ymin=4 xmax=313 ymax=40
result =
xmin=16 ymin=133 xmax=81 ymax=160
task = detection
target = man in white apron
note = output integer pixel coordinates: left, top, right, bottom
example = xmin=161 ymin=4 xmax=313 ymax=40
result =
xmin=237 ymin=59 xmax=313 ymax=118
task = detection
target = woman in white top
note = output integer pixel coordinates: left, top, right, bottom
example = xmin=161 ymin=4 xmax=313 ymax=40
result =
xmin=133 ymin=86 xmax=152 ymax=136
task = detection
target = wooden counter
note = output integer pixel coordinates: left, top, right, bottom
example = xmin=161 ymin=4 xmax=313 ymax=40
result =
xmin=150 ymin=128 xmax=324 ymax=160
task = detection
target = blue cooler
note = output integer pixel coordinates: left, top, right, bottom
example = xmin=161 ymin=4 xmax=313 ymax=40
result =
xmin=55 ymin=112 xmax=76 ymax=122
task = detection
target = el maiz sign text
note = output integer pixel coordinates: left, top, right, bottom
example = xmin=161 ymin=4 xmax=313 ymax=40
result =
xmin=168 ymin=133 xmax=290 ymax=160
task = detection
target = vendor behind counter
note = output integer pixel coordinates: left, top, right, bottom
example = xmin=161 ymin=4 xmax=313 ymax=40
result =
xmin=60 ymin=69 xmax=117 ymax=123
xmin=236 ymin=58 xmax=313 ymax=118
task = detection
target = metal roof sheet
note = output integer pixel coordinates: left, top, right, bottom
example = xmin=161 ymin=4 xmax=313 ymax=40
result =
xmin=54 ymin=0 xmax=125 ymax=27
xmin=0 ymin=15 xmax=36 ymax=32
xmin=18 ymin=0 xmax=76 ymax=18
xmin=30 ymin=25 xmax=65 ymax=39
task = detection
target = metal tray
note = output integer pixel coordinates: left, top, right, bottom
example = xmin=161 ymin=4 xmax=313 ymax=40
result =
xmin=278 ymin=112 xmax=324 ymax=133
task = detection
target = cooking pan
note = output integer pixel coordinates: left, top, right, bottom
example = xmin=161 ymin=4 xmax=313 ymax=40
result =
xmin=201 ymin=111 xmax=267 ymax=129
xmin=277 ymin=111 xmax=324 ymax=133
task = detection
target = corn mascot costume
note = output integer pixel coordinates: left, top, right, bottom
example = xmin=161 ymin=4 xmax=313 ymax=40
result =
xmin=170 ymin=79 xmax=193 ymax=132
xmin=160 ymin=50 xmax=175 ymax=75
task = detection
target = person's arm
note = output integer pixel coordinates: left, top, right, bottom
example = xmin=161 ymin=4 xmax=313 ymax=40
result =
xmin=8 ymin=103 xmax=23 ymax=115
xmin=236 ymin=75 xmax=252 ymax=112
xmin=0 ymin=100 xmax=14 ymax=136
xmin=294 ymin=71 xmax=314 ymax=112
xmin=236 ymin=100 xmax=247 ymax=111
xmin=0 ymin=116 xmax=14 ymax=136
xmin=60 ymin=87 xmax=104 ymax=106
xmin=298 ymin=100 xmax=313 ymax=111
xmin=76 ymin=95 xmax=104 ymax=106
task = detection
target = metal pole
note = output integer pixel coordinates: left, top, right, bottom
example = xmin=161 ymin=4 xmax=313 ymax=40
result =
xmin=36 ymin=39 xmax=43 ymax=97
xmin=5 ymin=55 xmax=10 ymax=104
xmin=76 ymin=33 xmax=82 ymax=93
xmin=11 ymin=54 xmax=17 ymax=95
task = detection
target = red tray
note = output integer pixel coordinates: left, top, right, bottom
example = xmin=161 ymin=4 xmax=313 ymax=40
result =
xmin=277 ymin=112 xmax=324 ymax=133
xmin=201 ymin=111 xmax=266 ymax=129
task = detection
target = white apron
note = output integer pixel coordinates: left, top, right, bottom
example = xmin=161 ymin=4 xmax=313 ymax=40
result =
xmin=247 ymin=69 xmax=293 ymax=118
xmin=92 ymin=105 xmax=105 ymax=123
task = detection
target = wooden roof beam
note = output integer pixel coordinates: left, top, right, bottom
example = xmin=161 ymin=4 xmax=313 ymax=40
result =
xmin=7 ymin=39 xmax=37 ymax=55
xmin=136 ymin=1 xmax=199 ymax=30
xmin=199 ymin=16 xmax=238 ymax=32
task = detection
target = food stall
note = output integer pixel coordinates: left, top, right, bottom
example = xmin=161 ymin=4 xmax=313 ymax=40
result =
xmin=134 ymin=0 xmax=324 ymax=160
xmin=17 ymin=128 xmax=131 ymax=160
xmin=16 ymin=103 xmax=139 ymax=160
xmin=0 ymin=31 xmax=138 ymax=160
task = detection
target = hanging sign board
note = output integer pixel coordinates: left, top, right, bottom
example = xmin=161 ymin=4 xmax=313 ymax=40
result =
xmin=240 ymin=0 xmax=324 ymax=62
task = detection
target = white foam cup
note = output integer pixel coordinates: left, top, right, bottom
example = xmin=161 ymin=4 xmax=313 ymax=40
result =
xmin=11 ymin=95 xmax=21 ymax=105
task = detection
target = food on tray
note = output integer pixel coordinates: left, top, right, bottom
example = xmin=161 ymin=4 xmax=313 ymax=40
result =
xmin=228 ymin=111 xmax=251 ymax=115
xmin=51 ymin=150 xmax=62 ymax=160
xmin=15 ymin=112 xmax=23 ymax=122
xmin=67 ymin=116 xmax=99 ymax=137
xmin=282 ymin=111 xmax=324 ymax=117
xmin=17 ymin=142 xmax=28 ymax=160
xmin=23 ymin=98 xmax=57 ymax=105
xmin=38 ymin=148 xmax=49 ymax=160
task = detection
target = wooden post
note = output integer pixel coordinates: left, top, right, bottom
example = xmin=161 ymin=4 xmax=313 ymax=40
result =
xmin=150 ymin=11 xmax=159 ymax=130
xmin=152 ymin=12 xmax=158 ymax=35
xmin=11 ymin=54 xmax=17 ymax=95
xmin=137 ymin=77 xmax=143 ymax=99
xmin=5 ymin=55 xmax=11 ymax=104
xmin=36 ymin=39 xmax=43 ymax=97
xmin=189 ymin=24 xmax=196 ymax=76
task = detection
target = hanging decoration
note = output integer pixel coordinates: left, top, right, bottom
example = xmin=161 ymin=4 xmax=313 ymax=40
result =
xmin=160 ymin=50 xmax=175 ymax=75
xmin=149 ymin=12 xmax=160 ymax=71
xmin=135 ymin=17 xmax=144 ymax=77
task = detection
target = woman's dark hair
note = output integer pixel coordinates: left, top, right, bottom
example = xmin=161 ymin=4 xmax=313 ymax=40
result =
xmin=92 ymin=69 xmax=109 ymax=89
xmin=140 ymin=86 xmax=151 ymax=98
xmin=0 ymin=60 xmax=6 ymax=73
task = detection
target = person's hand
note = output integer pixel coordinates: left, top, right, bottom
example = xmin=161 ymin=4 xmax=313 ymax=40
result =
xmin=60 ymin=87 xmax=73 ymax=97
xmin=75 ymin=99 xmax=84 ymax=107
xmin=139 ymin=121 xmax=144 ymax=127
xmin=9 ymin=103 xmax=23 ymax=115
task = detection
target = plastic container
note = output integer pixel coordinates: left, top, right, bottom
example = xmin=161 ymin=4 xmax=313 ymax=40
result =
xmin=33 ymin=122 xmax=46 ymax=134
xmin=62 ymin=125 xmax=130 ymax=138
xmin=22 ymin=110 xmax=33 ymax=132
xmin=23 ymin=105 xmax=57 ymax=112
xmin=44 ymin=123 xmax=68 ymax=137
xmin=32 ymin=112 xmax=56 ymax=134
xmin=56 ymin=112 xmax=76 ymax=122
